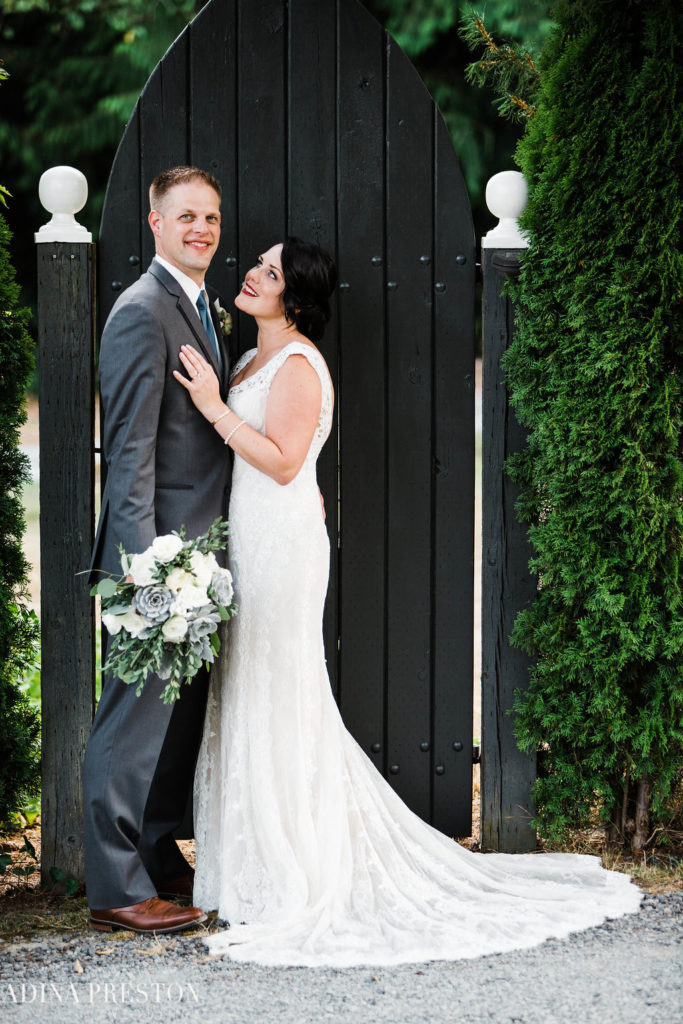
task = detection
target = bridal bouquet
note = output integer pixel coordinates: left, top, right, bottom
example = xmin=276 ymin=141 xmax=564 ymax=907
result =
xmin=91 ymin=518 xmax=236 ymax=704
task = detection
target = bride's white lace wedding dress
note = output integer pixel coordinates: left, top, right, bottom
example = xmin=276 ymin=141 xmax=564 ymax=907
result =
xmin=193 ymin=341 xmax=641 ymax=967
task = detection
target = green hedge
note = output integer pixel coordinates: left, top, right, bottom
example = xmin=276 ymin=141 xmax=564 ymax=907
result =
xmin=0 ymin=208 xmax=40 ymax=831
xmin=503 ymin=0 xmax=683 ymax=851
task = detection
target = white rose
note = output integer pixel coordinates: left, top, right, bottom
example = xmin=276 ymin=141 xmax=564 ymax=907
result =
xmin=129 ymin=549 xmax=158 ymax=586
xmin=175 ymin=584 xmax=209 ymax=610
xmin=188 ymin=550 xmax=218 ymax=589
xmin=162 ymin=615 xmax=188 ymax=642
xmin=165 ymin=567 xmax=195 ymax=592
xmin=105 ymin=609 xmax=154 ymax=638
xmin=165 ymin=567 xmax=208 ymax=609
xmin=102 ymin=611 xmax=125 ymax=635
xmin=151 ymin=534 xmax=184 ymax=563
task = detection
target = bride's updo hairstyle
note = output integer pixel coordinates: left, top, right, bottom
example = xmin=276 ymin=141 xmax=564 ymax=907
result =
xmin=281 ymin=237 xmax=336 ymax=343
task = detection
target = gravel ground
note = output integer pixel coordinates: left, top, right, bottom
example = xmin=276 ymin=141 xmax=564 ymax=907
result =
xmin=1 ymin=892 xmax=680 ymax=1024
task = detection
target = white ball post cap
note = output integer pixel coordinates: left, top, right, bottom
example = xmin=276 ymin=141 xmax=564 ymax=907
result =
xmin=35 ymin=165 xmax=92 ymax=243
xmin=482 ymin=170 xmax=529 ymax=249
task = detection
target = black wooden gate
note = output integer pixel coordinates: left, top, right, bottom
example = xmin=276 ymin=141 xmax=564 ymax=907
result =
xmin=98 ymin=0 xmax=476 ymax=837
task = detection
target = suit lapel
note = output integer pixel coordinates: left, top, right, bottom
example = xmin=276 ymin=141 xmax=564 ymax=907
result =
xmin=176 ymin=290 xmax=221 ymax=376
xmin=148 ymin=260 xmax=221 ymax=378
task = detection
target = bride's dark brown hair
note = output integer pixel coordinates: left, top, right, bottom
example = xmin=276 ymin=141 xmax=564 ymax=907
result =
xmin=281 ymin=237 xmax=336 ymax=343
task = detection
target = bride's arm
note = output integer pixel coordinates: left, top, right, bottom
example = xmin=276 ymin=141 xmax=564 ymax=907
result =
xmin=173 ymin=344 xmax=321 ymax=486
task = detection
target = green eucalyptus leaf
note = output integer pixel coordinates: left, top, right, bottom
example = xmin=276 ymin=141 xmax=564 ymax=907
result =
xmin=97 ymin=578 xmax=119 ymax=599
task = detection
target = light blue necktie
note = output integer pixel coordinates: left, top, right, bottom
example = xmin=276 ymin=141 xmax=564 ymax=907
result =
xmin=196 ymin=290 xmax=221 ymax=367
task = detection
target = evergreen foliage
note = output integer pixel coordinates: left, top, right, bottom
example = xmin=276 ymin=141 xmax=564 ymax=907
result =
xmin=460 ymin=11 xmax=541 ymax=122
xmin=499 ymin=0 xmax=683 ymax=850
xmin=0 ymin=205 xmax=40 ymax=831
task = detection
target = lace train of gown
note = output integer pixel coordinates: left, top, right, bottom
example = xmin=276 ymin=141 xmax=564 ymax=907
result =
xmin=193 ymin=341 xmax=641 ymax=967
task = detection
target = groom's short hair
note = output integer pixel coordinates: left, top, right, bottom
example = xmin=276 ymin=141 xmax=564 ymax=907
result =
xmin=149 ymin=166 xmax=222 ymax=210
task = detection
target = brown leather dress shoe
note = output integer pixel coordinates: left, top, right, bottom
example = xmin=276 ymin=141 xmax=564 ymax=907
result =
xmin=89 ymin=897 xmax=206 ymax=934
xmin=157 ymin=869 xmax=194 ymax=901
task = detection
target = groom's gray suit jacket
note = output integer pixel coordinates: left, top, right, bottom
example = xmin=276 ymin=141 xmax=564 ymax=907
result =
xmin=83 ymin=259 xmax=236 ymax=910
xmin=91 ymin=259 xmax=234 ymax=578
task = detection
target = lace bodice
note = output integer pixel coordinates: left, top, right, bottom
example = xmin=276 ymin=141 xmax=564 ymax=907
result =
xmin=228 ymin=342 xmax=333 ymax=475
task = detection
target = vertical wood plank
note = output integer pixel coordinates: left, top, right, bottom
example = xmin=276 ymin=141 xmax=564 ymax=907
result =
xmin=432 ymin=110 xmax=476 ymax=836
xmin=236 ymin=0 xmax=287 ymax=354
xmin=98 ymin=108 xmax=142 ymax=334
xmin=481 ymin=249 xmax=537 ymax=852
xmin=37 ymin=242 xmax=96 ymax=886
xmin=287 ymin=0 xmax=337 ymax=244
xmin=288 ymin=0 xmax=339 ymax=695
xmin=337 ymin=0 xmax=386 ymax=762
xmin=139 ymin=30 xmax=190 ymax=270
xmin=189 ymin=0 xmax=240 ymax=342
xmin=384 ymin=37 xmax=434 ymax=817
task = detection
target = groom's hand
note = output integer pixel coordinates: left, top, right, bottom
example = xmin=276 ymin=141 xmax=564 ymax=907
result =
xmin=319 ymin=487 xmax=326 ymax=522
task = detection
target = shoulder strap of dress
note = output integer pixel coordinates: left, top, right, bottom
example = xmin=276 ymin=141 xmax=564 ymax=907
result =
xmin=266 ymin=342 xmax=329 ymax=388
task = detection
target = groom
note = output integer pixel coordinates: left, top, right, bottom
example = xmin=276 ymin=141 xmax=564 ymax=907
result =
xmin=83 ymin=166 xmax=235 ymax=933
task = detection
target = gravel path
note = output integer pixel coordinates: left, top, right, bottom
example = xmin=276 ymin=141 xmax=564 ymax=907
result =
xmin=1 ymin=892 xmax=680 ymax=1024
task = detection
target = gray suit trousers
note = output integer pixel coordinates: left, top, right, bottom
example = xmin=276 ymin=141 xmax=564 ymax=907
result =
xmin=82 ymin=634 xmax=210 ymax=908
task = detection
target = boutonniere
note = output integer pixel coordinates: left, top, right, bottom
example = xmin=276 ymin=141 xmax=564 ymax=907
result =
xmin=213 ymin=298 xmax=232 ymax=336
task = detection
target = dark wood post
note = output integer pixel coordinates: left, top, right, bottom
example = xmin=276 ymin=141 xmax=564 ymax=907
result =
xmin=480 ymin=174 xmax=537 ymax=852
xmin=36 ymin=180 xmax=96 ymax=887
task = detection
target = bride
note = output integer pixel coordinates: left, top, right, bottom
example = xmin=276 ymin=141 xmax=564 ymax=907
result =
xmin=174 ymin=237 xmax=641 ymax=967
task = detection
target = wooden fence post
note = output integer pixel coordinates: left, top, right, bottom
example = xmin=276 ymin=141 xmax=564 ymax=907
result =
xmin=480 ymin=172 xmax=537 ymax=853
xmin=35 ymin=167 xmax=96 ymax=888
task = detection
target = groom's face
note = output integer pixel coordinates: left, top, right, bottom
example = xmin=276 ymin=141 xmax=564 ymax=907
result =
xmin=148 ymin=180 xmax=221 ymax=285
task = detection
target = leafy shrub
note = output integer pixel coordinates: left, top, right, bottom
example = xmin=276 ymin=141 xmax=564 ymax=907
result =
xmin=0 ymin=206 xmax=40 ymax=832
xmin=502 ymin=0 xmax=683 ymax=851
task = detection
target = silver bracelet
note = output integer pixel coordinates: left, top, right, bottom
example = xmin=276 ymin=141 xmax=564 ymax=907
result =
xmin=224 ymin=418 xmax=246 ymax=445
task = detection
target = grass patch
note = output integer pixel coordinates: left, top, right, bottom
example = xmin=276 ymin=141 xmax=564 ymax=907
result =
xmin=605 ymin=851 xmax=683 ymax=894
xmin=0 ymin=887 xmax=90 ymax=940
xmin=0 ymin=826 xmax=199 ymax=941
